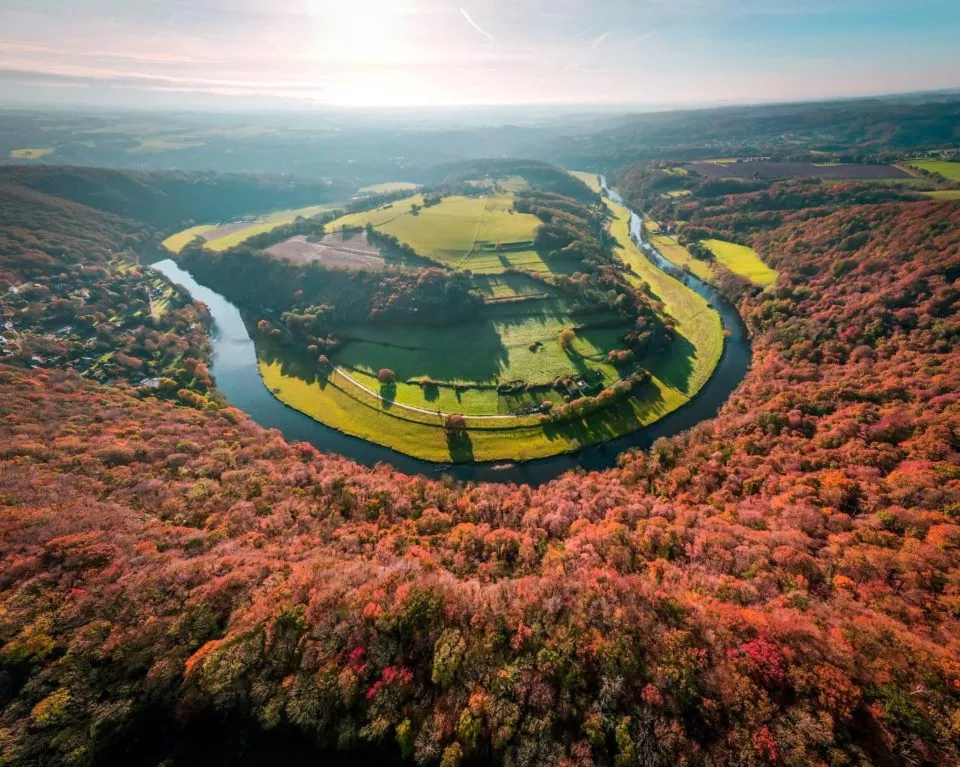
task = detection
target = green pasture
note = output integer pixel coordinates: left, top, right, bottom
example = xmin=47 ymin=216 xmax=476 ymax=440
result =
xmin=335 ymin=300 xmax=625 ymax=387
xmin=605 ymin=197 xmax=724 ymax=400
xmin=642 ymin=219 xmax=717 ymax=285
xmin=161 ymin=225 xmax=217 ymax=254
xmin=357 ymin=181 xmax=420 ymax=195
xmin=162 ymin=204 xmax=337 ymax=253
xmin=259 ymin=353 xmax=689 ymax=463
xmin=570 ymin=171 xmax=602 ymax=193
xmin=10 ymin=147 xmax=54 ymax=159
xmin=908 ymin=159 xmax=960 ymax=181
xmin=701 ymin=238 xmax=777 ymax=286
xmin=241 ymin=173 xmax=729 ymax=463
xmin=326 ymin=193 xmax=544 ymax=273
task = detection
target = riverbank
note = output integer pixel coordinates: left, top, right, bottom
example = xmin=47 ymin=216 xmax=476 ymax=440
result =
xmin=151 ymin=182 xmax=748 ymax=484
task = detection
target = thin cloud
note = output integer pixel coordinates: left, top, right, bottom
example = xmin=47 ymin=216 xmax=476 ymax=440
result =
xmin=589 ymin=31 xmax=611 ymax=50
xmin=459 ymin=8 xmax=501 ymax=48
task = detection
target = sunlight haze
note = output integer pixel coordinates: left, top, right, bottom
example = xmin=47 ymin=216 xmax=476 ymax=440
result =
xmin=1 ymin=0 xmax=959 ymax=108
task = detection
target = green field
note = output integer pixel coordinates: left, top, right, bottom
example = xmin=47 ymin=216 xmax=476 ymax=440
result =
xmin=246 ymin=175 xmax=728 ymax=463
xmin=570 ymin=171 xmax=602 ymax=193
xmin=908 ymin=159 xmax=960 ymax=181
xmin=605 ymin=198 xmax=724 ymax=400
xmin=336 ymin=302 xmax=624 ymax=387
xmin=163 ymin=204 xmax=336 ymax=253
xmin=10 ymin=147 xmax=54 ymax=159
xmin=260 ymin=355 xmax=690 ymax=463
xmin=161 ymin=225 xmax=217 ymax=253
xmin=923 ymin=190 xmax=960 ymax=200
xmin=326 ymin=193 xmax=548 ymax=273
xmin=642 ymin=220 xmax=717 ymax=284
xmin=358 ymin=181 xmax=420 ymax=195
xmin=701 ymin=239 xmax=777 ymax=286
xmin=128 ymin=138 xmax=205 ymax=154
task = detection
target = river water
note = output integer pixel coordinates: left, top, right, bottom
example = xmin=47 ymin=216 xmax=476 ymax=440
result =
xmin=151 ymin=178 xmax=749 ymax=485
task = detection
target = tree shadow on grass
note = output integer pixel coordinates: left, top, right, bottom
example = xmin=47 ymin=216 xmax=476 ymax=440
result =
xmin=650 ymin=332 xmax=696 ymax=394
xmin=257 ymin=336 xmax=327 ymax=387
xmin=379 ymin=381 xmax=396 ymax=409
xmin=446 ymin=430 xmax=474 ymax=462
xmin=541 ymin=379 xmax=667 ymax=445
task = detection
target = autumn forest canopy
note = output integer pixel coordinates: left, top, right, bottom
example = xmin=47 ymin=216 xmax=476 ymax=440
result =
xmin=0 ymin=96 xmax=958 ymax=767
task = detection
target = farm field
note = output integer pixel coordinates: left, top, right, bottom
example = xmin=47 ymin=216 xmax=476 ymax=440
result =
xmin=357 ymin=181 xmax=420 ymax=195
xmin=701 ymin=239 xmax=777 ymax=286
xmin=335 ymin=302 xmax=625 ymax=387
xmin=570 ymin=170 xmax=602 ymax=192
xmin=908 ymin=159 xmax=960 ymax=181
xmin=923 ymin=190 xmax=960 ymax=200
xmin=162 ymin=203 xmax=336 ymax=253
xmin=604 ymin=197 xmax=724 ymax=400
xmin=10 ymin=147 xmax=54 ymax=159
xmin=160 ymin=224 xmax=217 ymax=253
xmin=265 ymin=231 xmax=385 ymax=270
xmin=685 ymin=160 xmax=909 ymax=180
xmin=643 ymin=220 xmax=717 ymax=284
xmin=326 ymin=193 xmax=549 ymax=273
xmin=211 ymin=168 xmax=729 ymax=462
xmin=259 ymin=355 xmax=689 ymax=462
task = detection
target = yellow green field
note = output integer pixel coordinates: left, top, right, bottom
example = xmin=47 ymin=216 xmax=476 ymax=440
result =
xmin=570 ymin=171 xmax=602 ymax=193
xmin=163 ymin=204 xmax=336 ymax=253
xmin=642 ymin=220 xmax=716 ymax=284
xmin=605 ymin=198 xmax=724 ymax=400
xmin=10 ymin=147 xmax=54 ymax=159
xmin=357 ymin=181 xmax=420 ymax=195
xmin=128 ymin=138 xmax=205 ymax=154
xmin=260 ymin=357 xmax=688 ymax=463
xmin=923 ymin=190 xmax=960 ymax=200
xmin=701 ymin=239 xmax=777 ymax=286
xmin=908 ymin=159 xmax=960 ymax=181
xmin=326 ymin=193 xmax=547 ymax=273
xmin=247 ymin=174 xmax=727 ymax=463
xmin=161 ymin=225 xmax=217 ymax=253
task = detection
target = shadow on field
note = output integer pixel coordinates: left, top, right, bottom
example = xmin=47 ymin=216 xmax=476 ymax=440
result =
xmin=541 ymin=378 xmax=667 ymax=444
xmin=258 ymin=338 xmax=327 ymax=387
xmin=652 ymin=333 xmax=696 ymax=393
xmin=446 ymin=429 xmax=474 ymax=462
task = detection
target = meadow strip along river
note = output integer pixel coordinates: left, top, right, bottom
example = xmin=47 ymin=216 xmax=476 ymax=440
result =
xmin=151 ymin=178 xmax=750 ymax=486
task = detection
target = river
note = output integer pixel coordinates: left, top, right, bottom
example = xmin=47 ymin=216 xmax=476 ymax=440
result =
xmin=151 ymin=178 xmax=749 ymax=486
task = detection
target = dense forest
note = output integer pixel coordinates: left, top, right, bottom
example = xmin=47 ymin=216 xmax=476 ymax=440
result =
xmin=0 ymin=162 xmax=958 ymax=767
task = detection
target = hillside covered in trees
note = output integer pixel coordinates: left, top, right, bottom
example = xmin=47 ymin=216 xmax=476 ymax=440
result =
xmin=0 ymin=165 xmax=958 ymax=767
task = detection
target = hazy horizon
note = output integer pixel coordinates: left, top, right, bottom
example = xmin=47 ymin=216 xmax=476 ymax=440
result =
xmin=2 ymin=0 xmax=959 ymax=111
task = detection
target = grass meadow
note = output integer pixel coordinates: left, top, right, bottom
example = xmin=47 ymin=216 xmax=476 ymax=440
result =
xmin=701 ymin=239 xmax=777 ymax=286
xmin=10 ymin=147 xmax=54 ymax=159
xmin=909 ymin=159 xmax=960 ymax=181
xmin=326 ymin=193 xmax=544 ymax=273
xmin=162 ymin=204 xmax=336 ymax=253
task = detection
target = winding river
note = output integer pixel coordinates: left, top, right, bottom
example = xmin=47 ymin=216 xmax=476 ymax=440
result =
xmin=152 ymin=178 xmax=749 ymax=485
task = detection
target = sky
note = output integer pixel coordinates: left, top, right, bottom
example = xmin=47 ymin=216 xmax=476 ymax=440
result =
xmin=0 ymin=0 xmax=959 ymax=109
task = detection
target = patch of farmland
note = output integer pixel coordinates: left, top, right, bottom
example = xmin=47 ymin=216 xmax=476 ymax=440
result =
xmin=10 ymin=147 xmax=55 ymax=159
xmin=327 ymin=194 xmax=543 ymax=274
xmin=336 ymin=301 xmax=625 ymax=387
xmin=908 ymin=159 xmax=960 ymax=181
xmin=265 ymin=232 xmax=385 ymax=270
xmin=685 ymin=160 xmax=909 ymax=180
xmin=701 ymin=239 xmax=777 ymax=286
xmin=357 ymin=181 xmax=420 ymax=195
